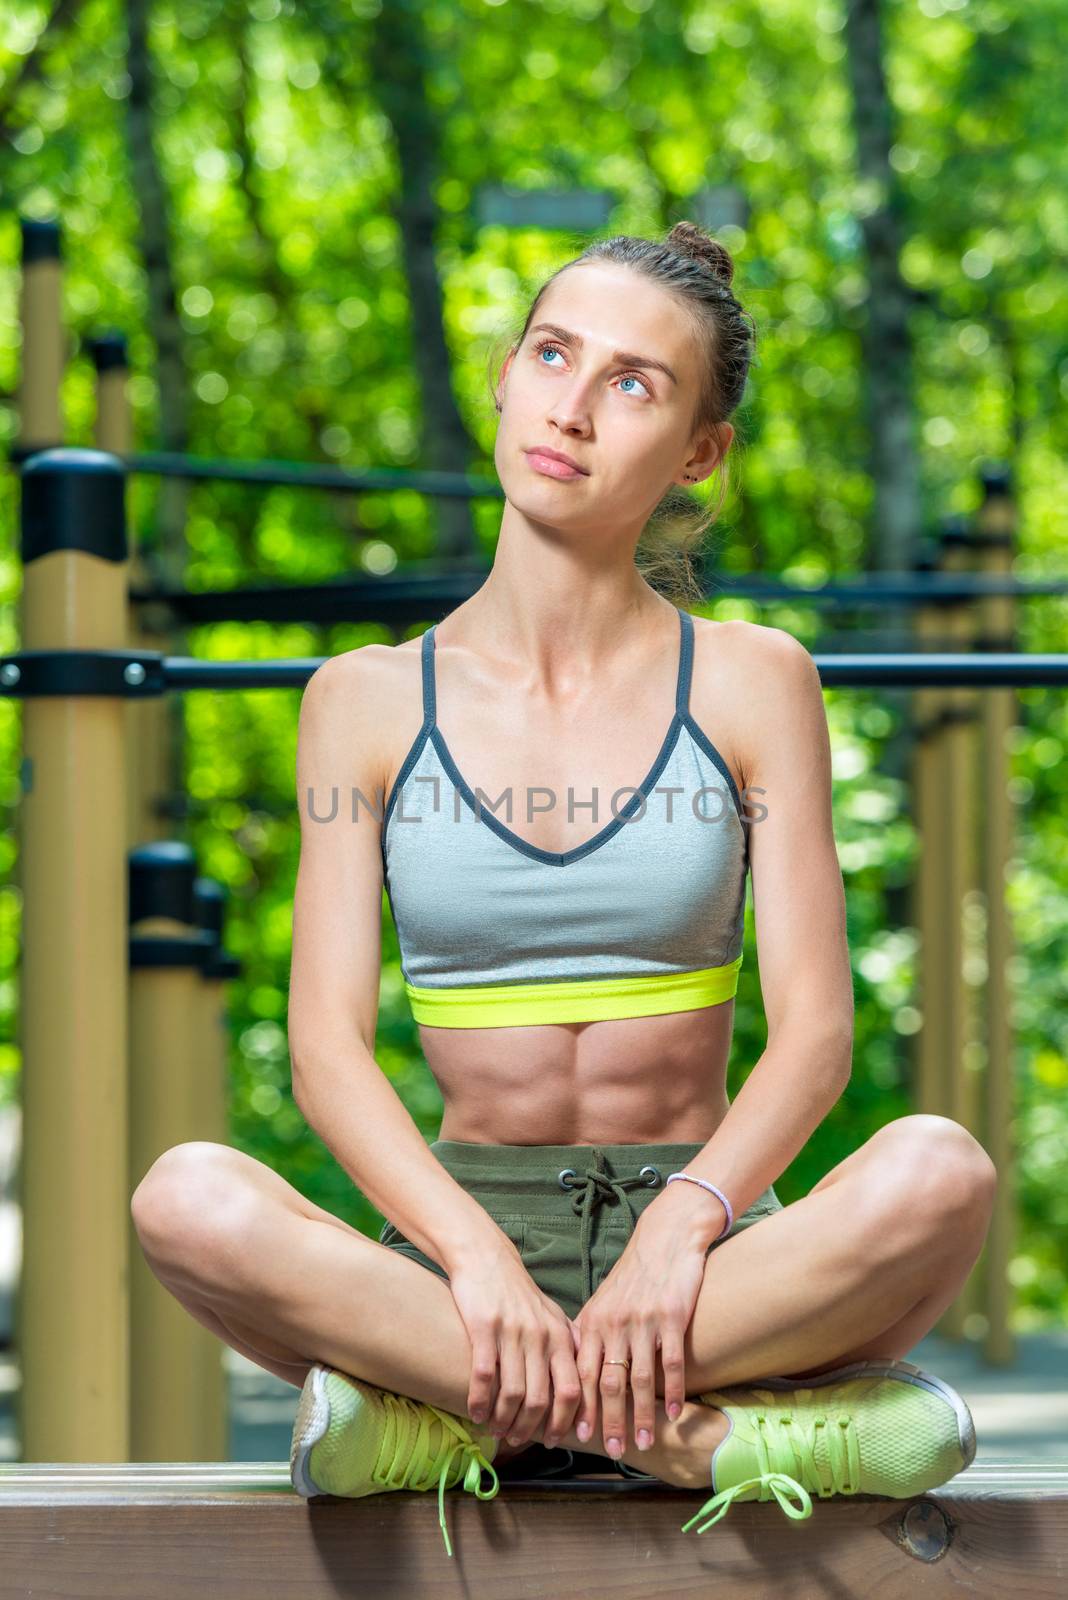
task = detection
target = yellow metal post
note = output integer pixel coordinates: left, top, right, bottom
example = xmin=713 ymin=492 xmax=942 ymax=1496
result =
xmin=936 ymin=524 xmax=983 ymax=1339
xmin=911 ymin=544 xmax=953 ymax=1123
xmin=128 ymin=847 xmax=227 ymax=1459
xmin=128 ymin=843 xmax=227 ymax=1461
xmin=90 ymin=332 xmax=176 ymax=848
xmin=974 ymin=466 xmax=1018 ymax=1365
xmin=191 ymin=878 xmax=237 ymax=1152
xmin=14 ymin=449 xmax=131 ymax=1460
xmin=17 ymin=219 xmax=64 ymax=458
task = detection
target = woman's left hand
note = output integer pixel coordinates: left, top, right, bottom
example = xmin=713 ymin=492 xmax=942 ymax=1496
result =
xmin=571 ymin=1206 xmax=715 ymax=1459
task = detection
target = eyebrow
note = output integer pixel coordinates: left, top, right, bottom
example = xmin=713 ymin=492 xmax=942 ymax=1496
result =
xmin=529 ymin=322 xmax=679 ymax=386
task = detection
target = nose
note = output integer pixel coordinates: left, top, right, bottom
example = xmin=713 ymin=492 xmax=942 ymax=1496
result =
xmin=546 ymin=385 xmax=594 ymax=436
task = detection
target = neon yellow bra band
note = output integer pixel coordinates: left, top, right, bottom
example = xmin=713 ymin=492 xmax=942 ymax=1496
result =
xmin=404 ymin=957 xmax=743 ymax=1029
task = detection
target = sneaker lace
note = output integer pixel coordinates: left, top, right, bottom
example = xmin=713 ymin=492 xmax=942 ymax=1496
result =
xmin=680 ymin=1408 xmax=861 ymax=1534
xmin=372 ymin=1390 xmax=500 ymax=1558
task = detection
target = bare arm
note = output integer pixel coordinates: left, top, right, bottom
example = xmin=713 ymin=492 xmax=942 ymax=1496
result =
xmin=287 ymin=647 xmax=508 ymax=1275
xmin=636 ymin=624 xmax=855 ymax=1246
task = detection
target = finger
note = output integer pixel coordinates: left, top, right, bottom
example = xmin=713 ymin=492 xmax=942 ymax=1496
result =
xmin=573 ymin=1324 xmax=602 ymax=1446
xmin=544 ymin=1332 xmax=583 ymax=1447
xmin=628 ymin=1323 xmax=659 ymax=1452
xmin=508 ymin=1335 xmax=550 ymax=1447
xmin=466 ymin=1331 xmax=498 ymax=1425
xmin=599 ymin=1335 xmax=630 ymax=1460
xmin=491 ymin=1330 xmax=525 ymax=1439
xmin=659 ymin=1321 xmax=687 ymax=1425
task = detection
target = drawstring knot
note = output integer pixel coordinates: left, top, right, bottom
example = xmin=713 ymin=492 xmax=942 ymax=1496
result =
xmin=562 ymin=1149 xmax=657 ymax=1305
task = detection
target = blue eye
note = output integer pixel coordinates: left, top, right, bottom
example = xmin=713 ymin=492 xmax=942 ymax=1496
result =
xmin=531 ymin=337 xmax=651 ymax=397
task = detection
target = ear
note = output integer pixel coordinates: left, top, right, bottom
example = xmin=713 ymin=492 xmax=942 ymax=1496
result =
xmin=686 ymin=420 xmax=735 ymax=481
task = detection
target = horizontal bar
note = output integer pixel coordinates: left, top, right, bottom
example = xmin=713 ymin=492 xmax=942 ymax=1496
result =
xmin=129 ymin=569 xmax=1068 ymax=627
xmin=76 ymin=449 xmax=504 ymax=500
xmin=4 ymin=650 xmax=1065 ymax=698
xmin=161 ymin=652 xmax=1068 ymax=692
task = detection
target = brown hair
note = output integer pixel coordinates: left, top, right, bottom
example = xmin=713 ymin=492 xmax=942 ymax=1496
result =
xmin=488 ymin=220 xmax=758 ymax=607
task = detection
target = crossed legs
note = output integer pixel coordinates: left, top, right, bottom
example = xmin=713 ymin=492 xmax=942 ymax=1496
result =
xmin=131 ymin=1113 xmax=996 ymax=1486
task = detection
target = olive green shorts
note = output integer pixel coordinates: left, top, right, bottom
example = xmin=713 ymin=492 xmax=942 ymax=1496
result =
xmin=377 ymin=1139 xmax=784 ymax=1324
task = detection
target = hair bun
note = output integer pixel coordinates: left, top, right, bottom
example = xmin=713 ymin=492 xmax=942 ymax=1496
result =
xmin=666 ymin=220 xmax=735 ymax=288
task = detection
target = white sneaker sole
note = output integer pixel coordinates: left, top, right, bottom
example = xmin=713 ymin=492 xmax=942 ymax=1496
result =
xmin=289 ymin=1362 xmax=332 ymax=1498
xmin=749 ymin=1356 xmax=977 ymax=1469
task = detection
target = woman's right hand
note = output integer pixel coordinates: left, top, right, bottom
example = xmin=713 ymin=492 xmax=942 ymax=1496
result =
xmin=448 ymin=1237 xmax=583 ymax=1449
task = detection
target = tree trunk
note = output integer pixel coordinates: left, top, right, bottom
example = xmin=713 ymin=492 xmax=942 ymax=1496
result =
xmin=368 ymin=0 xmax=479 ymax=560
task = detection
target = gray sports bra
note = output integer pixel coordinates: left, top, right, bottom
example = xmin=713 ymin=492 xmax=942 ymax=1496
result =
xmin=381 ymin=606 xmax=748 ymax=1029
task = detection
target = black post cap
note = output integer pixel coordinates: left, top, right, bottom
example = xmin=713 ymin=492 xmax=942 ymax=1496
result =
xmin=129 ymin=841 xmax=197 ymax=925
xmin=979 ymin=461 xmax=1013 ymax=499
xmin=88 ymin=332 xmax=129 ymax=374
xmin=21 ymin=448 xmax=127 ymax=565
xmin=193 ymin=876 xmax=226 ymax=940
xmin=938 ymin=513 xmax=974 ymax=550
xmin=21 ymin=217 xmax=61 ymax=264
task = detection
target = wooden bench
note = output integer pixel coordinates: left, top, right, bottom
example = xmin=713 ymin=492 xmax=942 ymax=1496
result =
xmin=2 ymin=1461 xmax=1065 ymax=1597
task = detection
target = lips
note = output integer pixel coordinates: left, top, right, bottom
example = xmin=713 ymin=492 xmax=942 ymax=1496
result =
xmin=525 ymin=447 xmax=589 ymax=476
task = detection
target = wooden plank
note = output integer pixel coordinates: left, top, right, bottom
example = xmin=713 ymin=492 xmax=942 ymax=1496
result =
xmin=1 ymin=1462 xmax=1065 ymax=1599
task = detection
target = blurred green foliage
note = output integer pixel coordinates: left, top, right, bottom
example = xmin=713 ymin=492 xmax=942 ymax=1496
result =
xmin=0 ymin=0 xmax=1065 ymax=1334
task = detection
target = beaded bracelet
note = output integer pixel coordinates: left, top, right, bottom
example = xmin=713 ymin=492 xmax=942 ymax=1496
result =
xmin=665 ymin=1172 xmax=734 ymax=1240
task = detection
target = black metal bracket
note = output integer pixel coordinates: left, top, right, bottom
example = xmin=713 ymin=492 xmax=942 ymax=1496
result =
xmin=129 ymin=930 xmax=217 ymax=971
xmin=0 ymin=649 xmax=166 ymax=698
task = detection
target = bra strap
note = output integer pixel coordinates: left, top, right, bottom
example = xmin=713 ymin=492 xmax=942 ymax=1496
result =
xmin=675 ymin=606 xmax=694 ymax=718
xmin=421 ymin=624 xmax=438 ymax=728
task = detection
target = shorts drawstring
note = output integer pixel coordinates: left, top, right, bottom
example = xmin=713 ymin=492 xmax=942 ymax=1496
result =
xmin=558 ymin=1148 xmax=661 ymax=1306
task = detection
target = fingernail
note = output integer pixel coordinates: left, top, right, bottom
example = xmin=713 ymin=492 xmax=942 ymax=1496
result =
xmin=607 ymin=1438 xmax=621 ymax=1458
xmin=507 ymin=1434 xmax=522 ymax=1446
xmin=577 ymin=1421 xmax=591 ymax=1442
xmin=668 ymin=1402 xmax=681 ymax=1420
xmin=638 ymin=1429 xmax=652 ymax=1450
xmin=470 ymin=1410 xmax=485 ymax=1423
xmin=544 ymin=1436 xmax=557 ymax=1450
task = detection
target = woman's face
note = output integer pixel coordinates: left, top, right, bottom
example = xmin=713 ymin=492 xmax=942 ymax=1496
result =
xmin=493 ymin=261 xmax=727 ymax=538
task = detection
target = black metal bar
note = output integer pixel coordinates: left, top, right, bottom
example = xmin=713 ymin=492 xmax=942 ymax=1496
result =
xmin=3 ymin=648 xmax=1065 ymax=697
xmin=127 ymin=569 xmax=1068 ymax=628
xmin=4 ymin=646 xmax=1061 ymax=697
xmin=812 ymin=654 xmax=1066 ymax=687
xmin=162 ymin=656 xmax=324 ymax=690
xmin=12 ymin=447 xmax=507 ymax=501
xmin=158 ymin=651 xmax=1068 ymax=692
xmin=128 ymin=567 xmax=492 ymax=626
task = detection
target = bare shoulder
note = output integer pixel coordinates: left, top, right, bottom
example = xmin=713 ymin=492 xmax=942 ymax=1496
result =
xmin=297 ymin=636 xmax=424 ymax=791
xmin=705 ymin=617 xmax=819 ymax=685
xmin=690 ymin=617 xmax=825 ymax=793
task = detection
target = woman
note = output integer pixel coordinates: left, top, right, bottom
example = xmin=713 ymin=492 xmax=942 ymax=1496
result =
xmin=131 ymin=222 xmax=996 ymax=1558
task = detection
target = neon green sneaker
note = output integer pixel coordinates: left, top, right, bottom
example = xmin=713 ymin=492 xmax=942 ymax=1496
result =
xmin=289 ymin=1363 xmax=500 ymax=1558
xmin=681 ymin=1358 xmax=976 ymax=1534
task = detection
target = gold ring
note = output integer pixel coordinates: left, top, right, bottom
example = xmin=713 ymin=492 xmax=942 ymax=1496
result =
xmin=603 ymin=1358 xmax=631 ymax=1369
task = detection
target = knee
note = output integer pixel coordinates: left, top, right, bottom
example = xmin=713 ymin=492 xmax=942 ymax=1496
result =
xmin=131 ymin=1142 xmax=255 ymax=1276
xmin=858 ymin=1115 xmax=997 ymax=1251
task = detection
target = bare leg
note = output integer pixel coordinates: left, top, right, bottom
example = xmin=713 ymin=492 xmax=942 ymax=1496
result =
xmin=132 ymin=1114 xmax=994 ymax=1487
xmin=680 ymin=1114 xmax=996 ymax=1393
xmin=132 ymin=1143 xmax=686 ymax=1480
